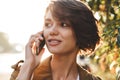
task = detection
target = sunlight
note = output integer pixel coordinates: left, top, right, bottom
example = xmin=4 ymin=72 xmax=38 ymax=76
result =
xmin=0 ymin=0 xmax=50 ymax=79
xmin=0 ymin=0 xmax=50 ymax=44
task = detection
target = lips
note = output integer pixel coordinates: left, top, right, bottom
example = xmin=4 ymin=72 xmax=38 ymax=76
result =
xmin=48 ymin=39 xmax=61 ymax=46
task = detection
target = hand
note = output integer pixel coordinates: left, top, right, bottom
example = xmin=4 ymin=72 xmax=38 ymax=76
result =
xmin=25 ymin=31 xmax=45 ymax=70
xmin=16 ymin=31 xmax=45 ymax=80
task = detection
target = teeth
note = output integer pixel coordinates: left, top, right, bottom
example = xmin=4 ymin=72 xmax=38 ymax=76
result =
xmin=48 ymin=39 xmax=61 ymax=45
xmin=50 ymin=40 xmax=59 ymax=43
xmin=49 ymin=39 xmax=59 ymax=42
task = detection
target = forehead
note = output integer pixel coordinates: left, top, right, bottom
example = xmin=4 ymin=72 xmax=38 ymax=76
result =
xmin=44 ymin=10 xmax=54 ymax=21
xmin=44 ymin=8 xmax=71 ymax=26
xmin=44 ymin=9 xmax=61 ymax=22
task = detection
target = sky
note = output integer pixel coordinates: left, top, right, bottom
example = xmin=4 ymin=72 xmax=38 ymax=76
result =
xmin=0 ymin=0 xmax=50 ymax=45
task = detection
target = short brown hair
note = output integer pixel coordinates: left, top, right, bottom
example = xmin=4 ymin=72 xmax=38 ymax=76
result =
xmin=46 ymin=0 xmax=100 ymax=52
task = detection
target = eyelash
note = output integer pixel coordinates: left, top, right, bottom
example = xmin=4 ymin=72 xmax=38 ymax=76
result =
xmin=60 ymin=22 xmax=68 ymax=27
xmin=44 ymin=23 xmax=52 ymax=27
xmin=44 ymin=22 xmax=69 ymax=28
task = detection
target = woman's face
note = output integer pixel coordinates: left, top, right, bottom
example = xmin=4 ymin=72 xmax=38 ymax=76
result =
xmin=43 ymin=10 xmax=78 ymax=55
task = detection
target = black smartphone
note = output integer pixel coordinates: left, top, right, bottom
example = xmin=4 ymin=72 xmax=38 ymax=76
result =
xmin=36 ymin=35 xmax=45 ymax=55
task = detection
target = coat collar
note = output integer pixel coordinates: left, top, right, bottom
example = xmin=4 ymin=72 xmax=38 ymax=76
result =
xmin=33 ymin=56 xmax=100 ymax=80
xmin=33 ymin=56 xmax=52 ymax=80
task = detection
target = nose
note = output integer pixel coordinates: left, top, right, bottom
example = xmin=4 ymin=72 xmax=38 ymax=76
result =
xmin=50 ymin=24 xmax=59 ymax=35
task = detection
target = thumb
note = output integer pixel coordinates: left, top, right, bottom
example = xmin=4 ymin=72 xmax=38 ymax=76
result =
xmin=37 ymin=48 xmax=45 ymax=60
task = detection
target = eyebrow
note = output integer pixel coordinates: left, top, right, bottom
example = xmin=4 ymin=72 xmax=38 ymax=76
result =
xmin=45 ymin=18 xmax=51 ymax=21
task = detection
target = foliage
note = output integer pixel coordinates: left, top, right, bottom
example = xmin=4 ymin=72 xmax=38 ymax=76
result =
xmin=0 ymin=32 xmax=23 ymax=53
xmin=82 ymin=0 xmax=120 ymax=75
xmin=0 ymin=32 xmax=12 ymax=52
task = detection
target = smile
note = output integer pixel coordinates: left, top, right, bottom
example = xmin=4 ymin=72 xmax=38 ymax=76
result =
xmin=48 ymin=39 xmax=61 ymax=46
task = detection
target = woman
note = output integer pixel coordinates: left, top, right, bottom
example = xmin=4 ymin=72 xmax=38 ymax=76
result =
xmin=10 ymin=0 xmax=101 ymax=80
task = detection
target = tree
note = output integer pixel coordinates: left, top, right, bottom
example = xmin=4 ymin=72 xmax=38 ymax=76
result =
xmin=82 ymin=0 xmax=120 ymax=74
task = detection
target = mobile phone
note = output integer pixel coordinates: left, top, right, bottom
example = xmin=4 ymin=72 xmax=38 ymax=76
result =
xmin=36 ymin=35 xmax=45 ymax=55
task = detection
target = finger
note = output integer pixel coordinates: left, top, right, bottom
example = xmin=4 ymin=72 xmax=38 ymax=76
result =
xmin=28 ymin=31 xmax=44 ymax=53
xmin=37 ymin=31 xmax=43 ymax=35
xmin=29 ymin=35 xmax=36 ymax=47
xmin=32 ymin=38 xmax=44 ymax=54
xmin=36 ymin=33 xmax=44 ymax=41
xmin=30 ymin=34 xmax=44 ymax=43
xmin=29 ymin=35 xmax=40 ymax=48
xmin=37 ymin=48 xmax=45 ymax=59
xmin=25 ymin=43 xmax=33 ymax=59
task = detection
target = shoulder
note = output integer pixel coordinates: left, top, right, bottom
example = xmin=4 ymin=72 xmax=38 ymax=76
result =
xmin=33 ymin=56 xmax=52 ymax=80
xmin=77 ymin=65 xmax=102 ymax=80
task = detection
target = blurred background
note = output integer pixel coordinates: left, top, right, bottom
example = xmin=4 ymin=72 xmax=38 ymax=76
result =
xmin=0 ymin=0 xmax=120 ymax=80
xmin=0 ymin=0 xmax=50 ymax=79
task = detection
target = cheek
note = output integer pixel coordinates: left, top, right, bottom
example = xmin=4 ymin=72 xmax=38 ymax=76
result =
xmin=64 ymin=32 xmax=76 ymax=46
xmin=67 ymin=37 xmax=76 ymax=46
xmin=43 ymin=29 xmax=49 ymax=39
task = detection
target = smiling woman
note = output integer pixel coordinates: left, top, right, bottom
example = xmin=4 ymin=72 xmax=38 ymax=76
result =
xmin=10 ymin=0 xmax=101 ymax=80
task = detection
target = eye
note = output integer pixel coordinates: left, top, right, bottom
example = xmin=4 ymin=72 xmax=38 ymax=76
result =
xmin=60 ymin=22 xmax=69 ymax=27
xmin=44 ymin=22 xmax=52 ymax=28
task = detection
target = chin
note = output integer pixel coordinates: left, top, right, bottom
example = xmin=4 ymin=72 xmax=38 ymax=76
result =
xmin=49 ymin=50 xmax=60 ymax=54
xmin=48 ymin=49 xmax=61 ymax=55
xmin=48 ymin=47 xmax=59 ymax=52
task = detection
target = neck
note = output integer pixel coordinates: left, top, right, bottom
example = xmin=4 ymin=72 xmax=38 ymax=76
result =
xmin=51 ymin=51 xmax=78 ymax=80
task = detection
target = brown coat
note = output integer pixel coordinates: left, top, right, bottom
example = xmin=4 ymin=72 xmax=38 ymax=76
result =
xmin=10 ymin=56 xmax=102 ymax=80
